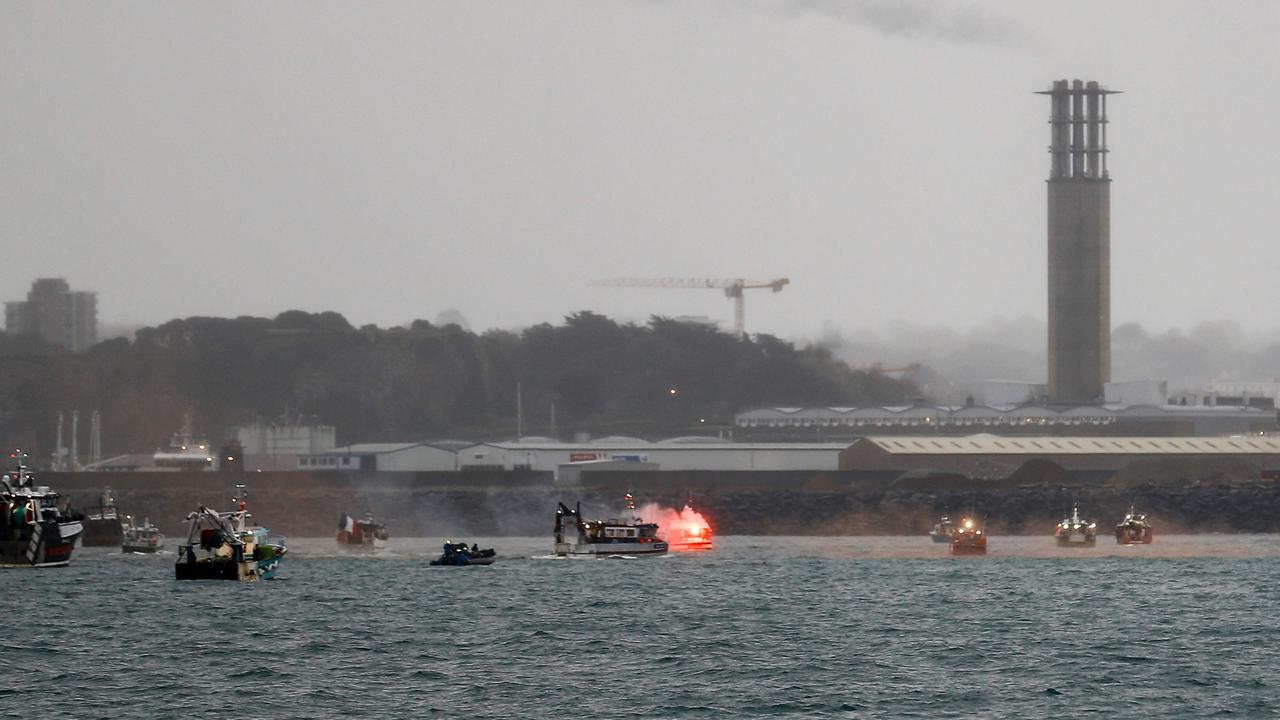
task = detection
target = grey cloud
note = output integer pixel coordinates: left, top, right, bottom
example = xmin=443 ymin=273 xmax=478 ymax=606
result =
xmin=645 ymin=0 xmax=1027 ymax=47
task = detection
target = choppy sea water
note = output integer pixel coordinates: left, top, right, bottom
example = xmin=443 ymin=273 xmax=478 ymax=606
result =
xmin=7 ymin=535 xmax=1280 ymax=719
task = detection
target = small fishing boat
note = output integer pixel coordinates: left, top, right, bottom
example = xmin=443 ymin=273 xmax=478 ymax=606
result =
xmin=667 ymin=525 xmax=713 ymax=551
xmin=1055 ymin=503 xmax=1097 ymax=547
xmin=929 ymin=516 xmax=955 ymax=543
xmin=122 ymin=515 xmax=165 ymax=553
xmin=949 ymin=516 xmax=987 ymax=556
xmin=336 ymin=513 xmax=389 ymax=550
xmin=429 ymin=541 xmax=497 ymax=566
xmin=80 ymin=486 xmax=124 ymax=547
xmin=175 ymin=484 xmax=286 ymax=580
xmin=0 ymin=451 xmax=83 ymax=568
xmin=663 ymin=496 xmax=714 ymax=551
xmin=1114 ymin=506 xmax=1153 ymax=545
xmin=554 ymin=495 xmax=668 ymax=557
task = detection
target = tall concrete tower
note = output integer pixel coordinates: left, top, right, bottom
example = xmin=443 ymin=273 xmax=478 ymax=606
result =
xmin=1039 ymin=79 xmax=1118 ymax=403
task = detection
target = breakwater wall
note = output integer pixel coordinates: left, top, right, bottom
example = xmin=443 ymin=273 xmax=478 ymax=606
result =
xmin=46 ymin=469 xmax=1280 ymax=537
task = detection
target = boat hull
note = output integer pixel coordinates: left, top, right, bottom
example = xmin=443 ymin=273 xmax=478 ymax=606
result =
xmin=668 ymin=540 xmax=713 ymax=551
xmin=554 ymin=540 xmax=669 ymax=557
xmin=175 ymin=555 xmax=280 ymax=580
xmin=950 ymin=539 xmax=987 ymax=555
xmin=81 ymin=516 xmax=123 ymax=546
xmin=1055 ymin=533 xmax=1096 ymax=547
xmin=1115 ymin=528 xmax=1153 ymax=545
xmin=430 ymin=552 xmax=497 ymax=566
xmin=0 ymin=519 xmax=82 ymax=568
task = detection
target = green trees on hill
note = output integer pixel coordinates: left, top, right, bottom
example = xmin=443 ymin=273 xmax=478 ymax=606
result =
xmin=0 ymin=311 xmax=919 ymax=457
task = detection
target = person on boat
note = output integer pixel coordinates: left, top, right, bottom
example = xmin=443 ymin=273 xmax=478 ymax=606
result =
xmin=471 ymin=543 xmax=479 ymax=554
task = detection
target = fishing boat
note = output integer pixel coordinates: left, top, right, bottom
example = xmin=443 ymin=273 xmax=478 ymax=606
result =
xmin=662 ymin=496 xmax=714 ymax=551
xmin=949 ymin=516 xmax=987 ymax=556
xmin=667 ymin=524 xmax=713 ymax=551
xmin=335 ymin=513 xmax=389 ymax=550
xmin=929 ymin=516 xmax=955 ymax=543
xmin=1055 ymin=503 xmax=1097 ymax=547
xmin=175 ymin=484 xmax=286 ymax=580
xmin=429 ymin=541 xmax=497 ymax=566
xmin=554 ymin=495 xmax=668 ymax=557
xmin=122 ymin=515 xmax=165 ymax=553
xmin=1114 ymin=506 xmax=1153 ymax=545
xmin=0 ymin=451 xmax=83 ymax=567
xmin=80 ymin=486 xmax=123 ymax=547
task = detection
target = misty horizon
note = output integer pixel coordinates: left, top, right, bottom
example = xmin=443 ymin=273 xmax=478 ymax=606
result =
xmin=4 ymin=1 xmax=1280 ymax=339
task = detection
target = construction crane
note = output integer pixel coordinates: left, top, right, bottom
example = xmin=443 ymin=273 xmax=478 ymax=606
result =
xmin=592 ymin=277 xmax=790 ymax=336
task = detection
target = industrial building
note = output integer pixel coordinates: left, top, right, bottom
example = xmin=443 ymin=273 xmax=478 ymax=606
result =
xmin=455 ymin=437 xmax=844 ymax=473
xmin=735 ymin=402 xmax=1276 ymax=440
xmin=233 ymin=422 xmax=337 ymax=471
xmin=4 ymin=277 xmax=98 ymax=351
xmin=299 ymin=443 xmax=459 ymax=472
xmin=838 ymin=435 xmax=1280 ymax=477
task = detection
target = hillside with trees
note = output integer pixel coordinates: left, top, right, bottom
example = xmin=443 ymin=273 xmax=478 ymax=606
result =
xmin=0 ymin=311 xmax=919 ymax=459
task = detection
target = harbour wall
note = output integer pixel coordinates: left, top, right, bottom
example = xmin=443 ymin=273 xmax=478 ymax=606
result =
xmin=46 ymin=463 xmax=1280 ymax=537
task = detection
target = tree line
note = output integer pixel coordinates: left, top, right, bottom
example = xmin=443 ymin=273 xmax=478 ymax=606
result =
xmin=0 ymin=310 xmax=919 ymax=459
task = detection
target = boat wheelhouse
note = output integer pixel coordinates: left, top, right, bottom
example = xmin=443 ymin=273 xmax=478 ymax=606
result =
xmin=554 ymin=495 xmax=668 ymax=557
xmin=0 ymin=451 xmax=83 ymax=568
xmin=1055 ymin=503 xmax=1097 ymax=547
xmin=175 ymin=485 xmax=286 ymax=580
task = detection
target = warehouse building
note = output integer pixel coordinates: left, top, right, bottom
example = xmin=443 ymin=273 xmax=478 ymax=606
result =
xmin=838 ymin=435 xmax=1280 ymax=478
xmin=299 ymin=442 xmax=459 ymax=472
xmin=736 ymin=403 xmax=1276 ymax=441
xmin=455 ymin=436 xmax=844 ymax=473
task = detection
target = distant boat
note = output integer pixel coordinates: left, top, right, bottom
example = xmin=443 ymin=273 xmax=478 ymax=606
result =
xmin=554 ymin=495 xmax=668 ymax=557
xmin=929 ymin=516 xmax=955 ymax=543
xmin=175 ymin=484 xmax=285 ymax=581
xmin=81 ymin=486 xmax=123 ymax=547
xmin=429 ymin=541 xmax=497 ymax=566
xmin=122 ymin=515 xmax=165 ymax=553
xmin=949 ymin=516 xmax=987 ymax=556
xmin=1055 ymin=503 xmax=1097 ymax=547
xmin=336 ymin=513 xmax=389 ymax=550
xmin=0 ymin=452 xmax=84 ymax=567
xmin=660 ymin=495 xmax=714 ymax=551
xmin=1114 ymin=506 xmax=1153 ymax=545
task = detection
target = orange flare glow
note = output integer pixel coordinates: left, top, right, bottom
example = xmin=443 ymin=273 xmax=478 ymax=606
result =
xmin=635 ymin=502 xmax=714 ymax=550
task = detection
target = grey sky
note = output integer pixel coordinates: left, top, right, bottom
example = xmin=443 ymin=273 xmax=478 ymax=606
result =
xmin=2 ymin=1 xmax=1277 ymax=338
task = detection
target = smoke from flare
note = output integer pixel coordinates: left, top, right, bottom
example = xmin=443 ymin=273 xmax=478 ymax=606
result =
xmin=635 ymin=502 xmax=712 ymax=541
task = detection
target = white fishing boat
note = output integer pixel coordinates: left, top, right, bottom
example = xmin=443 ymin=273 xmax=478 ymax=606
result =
xmin=1055 ymin=503 xmax=1097 ymax=547
xmin=122 ymin=515 xmax=165 ymax=553
xmin=554 ymin=494 xmax=668 ymax=557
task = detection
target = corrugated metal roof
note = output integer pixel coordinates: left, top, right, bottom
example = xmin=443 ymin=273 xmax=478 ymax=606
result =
xmin=483 ymin=441 xmax=845 ymax=451
xmin=330 ymin=443 xmax=423 ymax=454
xmin=862 ymin=435 xmax=1280 ymax=455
